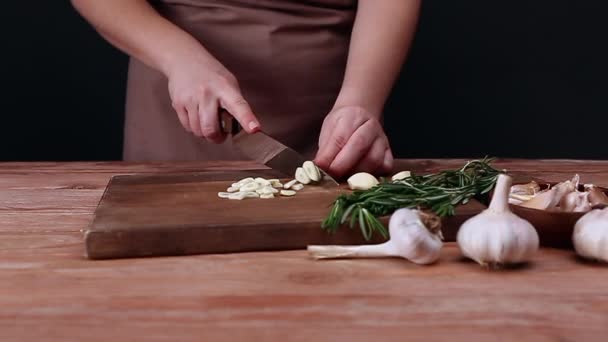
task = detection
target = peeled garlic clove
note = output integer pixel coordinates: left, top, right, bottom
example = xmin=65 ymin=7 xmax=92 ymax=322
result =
xmin=457 ymin=174 xmax=539 ymax=267
xmin=585 ymin=185 xmax=608 ymax=208
xmin=347 ymin=172 xmax=379 ymax=191
xmin=573 ymin=207 xmax=608 ymax=262
xmin=291 ymin=183 xmax=304 ymax=191
xmin=283 ymin=179 xmax=298 ymax=189
xmin=307 ymin=208 xmax=443 ymax=265
xmin=303 ymin=161 xmax=321 ymax=182
xmin=295 ymin=167 xmax=311 ymax=185
xmin=391 ymin=171 xmax=411 ymax=181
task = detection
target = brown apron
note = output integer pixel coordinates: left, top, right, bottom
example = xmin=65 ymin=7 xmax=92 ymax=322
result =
xmin=123 ymin=0 xmax=357 ymax=161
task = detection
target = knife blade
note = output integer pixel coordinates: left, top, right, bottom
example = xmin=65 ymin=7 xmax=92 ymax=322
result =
xmin=221 ymin=112 xmax=339 ymax=186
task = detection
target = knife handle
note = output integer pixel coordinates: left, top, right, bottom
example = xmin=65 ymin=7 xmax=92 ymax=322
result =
xmin=220 ymin=110 xmax=242 ymax=135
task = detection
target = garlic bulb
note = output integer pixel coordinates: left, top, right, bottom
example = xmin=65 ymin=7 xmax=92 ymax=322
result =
xmin=307 ymin=208 xmax=443 ymax=265
xmin=457 ymin=174 xmax=539 ymax=267
xmin=572 ymin=207 xmax=608 ymax=262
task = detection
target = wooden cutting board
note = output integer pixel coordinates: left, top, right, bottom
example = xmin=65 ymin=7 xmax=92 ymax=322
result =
xmin=84 ymin=170 xmax=486 ymax=259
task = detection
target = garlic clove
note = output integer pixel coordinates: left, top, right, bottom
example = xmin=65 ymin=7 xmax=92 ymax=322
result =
xmin=519 ymin=189 xmax=555 ymax=210
xmin=560 ymin=191 xmax=581 ymax=212
xmin=295 ymin=167 xmax=311 ymax=185
xmin=391 ymin=171 xmax=411 ymax=181
xmin=573 ymin=207 xmax=608 ymax=262
xmin=347 ymin=172 xmax=379 ymax=191
xmin=585 ymin=184 xmax=608 ymax=208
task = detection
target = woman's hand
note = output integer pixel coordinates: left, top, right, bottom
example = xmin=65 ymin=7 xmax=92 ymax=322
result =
xmin=71 ymin=0 xmax=261 ymax=143
xmin=314 ymin=106 xmax=393 ymax=178
xmin=168 ymin=60 xmax=260 ymax=143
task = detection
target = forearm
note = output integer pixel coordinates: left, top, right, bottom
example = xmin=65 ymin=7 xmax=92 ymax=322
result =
xmin=334 ymin=0 xmax=421 ymax=116
xmin=71 ymin=0 xmax=221 ymax=77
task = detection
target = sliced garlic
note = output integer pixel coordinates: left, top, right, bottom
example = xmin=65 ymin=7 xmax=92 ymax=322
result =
xmin=291 ymin=183 xmax=304 ymax=191
xmin=260 ymin=193 xmax=275 ymax=199
xmin=280 ymin=190 xmax=296 ymax=197
xmin=255 ymin=178 xmax=271 ymax=187
xmin=256 ymin=186 xmax=277 ymax=195
xmin=303 ymin=161 xmax=321 ymax=182
xmin=348 ymin=172 xmax=379 ymax=190
xmin=240 ymin=182 xmax=260 ymax=192
xmin=391 ymin=171 xmax=411 ymax=181
xmin=295 ymin=167 xmax=311 ymax=185
xmin=228 ymin=192 xmax=247 ymax=200
xmin=226 ymin=186 xmax=240 ymax=193
xmin=217 ymin=192 xmax=232 ymax=199
xmin=243 ymin=192 xmax=260 ymax=199
xmin=284 ymin=179 xmax=298 ymax=189
xmin=270 ymin=180 xmax=283 ymax=188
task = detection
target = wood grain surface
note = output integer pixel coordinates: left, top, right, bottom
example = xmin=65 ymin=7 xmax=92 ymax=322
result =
xmin=1 ymin=159 xmax=608 ymax=341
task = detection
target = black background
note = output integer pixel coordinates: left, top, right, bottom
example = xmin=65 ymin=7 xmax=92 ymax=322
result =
xmin=3 ymin=1 xmax=608 ymax=161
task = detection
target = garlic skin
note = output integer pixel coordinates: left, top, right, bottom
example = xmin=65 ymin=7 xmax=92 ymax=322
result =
xmin=573 ymin=208 xmax=608 ymax=262
xmin=457 ymin=174 xmax=539 ymax=266
xmin=307 ymin=208 xmax=443 ymax=265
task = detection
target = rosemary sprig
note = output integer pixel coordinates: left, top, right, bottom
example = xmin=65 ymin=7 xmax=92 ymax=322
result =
xmin=321 ymin=157 xmax=502 ymax=240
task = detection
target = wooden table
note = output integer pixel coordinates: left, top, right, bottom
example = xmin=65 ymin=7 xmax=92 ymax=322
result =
xmin=1 ymin=159 xmax=608 ymax=341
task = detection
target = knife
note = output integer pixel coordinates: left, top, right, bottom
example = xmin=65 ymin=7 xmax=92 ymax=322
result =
xmin=221 ymin=112 xmax=339 ymax=186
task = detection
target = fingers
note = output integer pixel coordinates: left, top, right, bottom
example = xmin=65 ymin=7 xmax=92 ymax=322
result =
xmin=382 ymin=147 xmax=394 ymax=174
xmin=220 ymin=88 xmax=260 ymax=134
xmin=314 ymin=115 xmax=369 ymax=171
xmin=318 ymin=116 xmax=336 ymax=150
xmin=173 ymin=103 xmax=190 ymax=132
xmin=185 ymin=100 xmax=202 ymax=137
xmin=328 ymin=120 xmax=377 ymax=177
xmin=199 ymin=100 xmax=226 ymax=144
xmin=353 ymin=136 xmax=387 ymax=174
